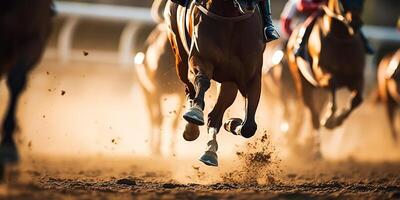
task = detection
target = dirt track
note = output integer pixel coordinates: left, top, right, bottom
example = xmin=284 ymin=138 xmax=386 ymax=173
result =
xmin=1 ymin=156 xmax=400 ymax=200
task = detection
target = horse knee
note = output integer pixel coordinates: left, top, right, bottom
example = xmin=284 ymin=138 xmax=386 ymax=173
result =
xmin=240 ymin=122 xmax=257 ymax=138
xmin=207 ymin=112 xmax=223 ymax=131
xmin=193 ymin=74 xmax=210 ymax=109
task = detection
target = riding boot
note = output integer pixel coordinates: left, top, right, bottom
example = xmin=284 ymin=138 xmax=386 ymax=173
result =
xmin=359 ymin=30 xmax=374 ymax=54
xmin=50 ymin=1 xmax=57 ymax=16
xmin=259 ymin=0 xmax=280 ymax=42
xmin=170 ymin=0 xmax=187 ymax=6
xmin=294 ymin=20 xmax=315 ymax=59
xmin=295 ymin=11 xmax=321 ymax=59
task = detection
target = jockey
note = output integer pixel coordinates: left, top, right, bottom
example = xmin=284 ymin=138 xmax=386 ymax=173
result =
xmin=280 ymin=0 xmax=301 ymax=37
xmin=280 ymin=0 xmax=373 ymax=59
xmin=169 ymin=0 xmax=280 ymax=42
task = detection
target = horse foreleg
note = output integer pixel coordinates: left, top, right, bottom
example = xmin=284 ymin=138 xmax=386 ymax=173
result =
xmin=200 ymin=82 xmax=238 ymax=167
xmin=170 ymin=94 xmax=185 ymax=155
xmin=322 ymin=86 xmax=338 ymax=129
xmin=0 ymin=62 xmax=30 ymax=164
xmin=386 ymin=96 xmax=398 ymax=143
xmin=225 ymin=75 xmax=261 ymax=138
xmin=182 ymin=57 xmax=213 ymax=126
xmin=143 ymin=90 xmax=162 ymax=155
xmin=334 ymin=82 xmax=364 ymax=128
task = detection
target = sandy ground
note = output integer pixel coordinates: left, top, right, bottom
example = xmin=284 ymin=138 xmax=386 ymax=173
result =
xmin=1 ymin=156 xmax=400 ymax=200
xmin=0 ymin=58 xmax=399 ymax=199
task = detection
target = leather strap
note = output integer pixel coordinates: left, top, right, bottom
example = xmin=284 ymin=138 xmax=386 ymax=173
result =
xmin=195 ymin=3 xmax=254 ymax=22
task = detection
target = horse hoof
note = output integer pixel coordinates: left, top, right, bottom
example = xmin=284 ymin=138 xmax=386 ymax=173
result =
xmin=322 ymin=116 xmax=336 ymax=130
xmin=183 ymin=106 xmax=204 ymax=126
xmin=199 ymin=151 xmax=218 ymax=167
xmin=183 ymin=123 xmax=200 ymax=141
xmin=224 ymin=118 xmax=243 ymax=135
xmin=0 ymin=142 xmax=19 ymax=164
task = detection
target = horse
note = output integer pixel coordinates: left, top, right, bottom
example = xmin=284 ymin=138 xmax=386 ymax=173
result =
xmin=165 ymin=0 xmax=266 ymax=166
xmin=0 ymin=0 xmax=53 ymax=176
xmin=377 ymin=49 xmax=400 ymax=143
xmin=134 ymin=0 xmax=186 ymax=156
xmin=287 ymin=0 xmax=366 ymax=156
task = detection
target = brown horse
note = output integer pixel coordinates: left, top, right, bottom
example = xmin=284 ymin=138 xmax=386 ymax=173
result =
xmin=287 ymin=0 xmax=366 ymax=155
xmin=165 ymin=0 xmax=266 ymax=166
xmin=377 ymin=49 xmax=400 ymax=143
xmin=0 ymin=0 xmax=53 ymax=174
xmin=134 ymin=0 xmax=186 ymax=155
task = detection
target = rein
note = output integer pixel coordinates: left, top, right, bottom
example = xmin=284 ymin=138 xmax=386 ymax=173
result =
xmin=322 ymin=5 xmax=354 ymax=35
xmin=194 ymin=1 xmax=254 ymax=22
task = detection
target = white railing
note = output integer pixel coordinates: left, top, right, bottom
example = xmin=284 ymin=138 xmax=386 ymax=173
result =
xmin=53 ymin=1 xmax=399 ymax=65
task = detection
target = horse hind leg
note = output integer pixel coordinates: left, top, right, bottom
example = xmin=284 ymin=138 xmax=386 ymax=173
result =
xmin=301 ymin=82 xmax=325 ymax=158
xmin=200 ymin=82 xmax=238 ymax=167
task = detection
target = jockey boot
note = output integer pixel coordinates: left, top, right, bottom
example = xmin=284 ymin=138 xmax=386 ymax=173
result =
xmin=50 ymin=1 xmax=57 ymax=16
xmin=295 ymin=12 xmax=321 ymax=59
xmin=170 ymin=0 xmax=187 ymax=6
xmin=294 ymin=22 xmax=314 ymax=59
xmin=359 ymin=30 xmax=374 ymax=54
xmin=259 ymin=0 xmax=280 ymax=42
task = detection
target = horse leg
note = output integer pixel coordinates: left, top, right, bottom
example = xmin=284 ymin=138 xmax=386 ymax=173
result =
xmin=170 ymin=94 xmax=185 ymax=155
xmin=0 ymin=62 xmax=30 ymax=164
xmin=175 ymin=56 xmax=200 ymax=141
xmin=166 ymin=31 xmax=200 ymax=141
xmin=322 ymin=86 xmax=338 ymax=129
xmin=225 ymin=75 xmax=261 ymax=138
xmin=182 ymin=58 xmax=213 ymax=126
xmin=301 ymin=81 xmax=324 ymax=158
xmin=332 ymin=79 xmax=364 ymax=128
xmin=386 ymin=96 xmax=398 ymax=143
xmin=143 ymin=90 xmax=162 ymax=155
xmin=200 ymin=82 xmax=238 ymax=166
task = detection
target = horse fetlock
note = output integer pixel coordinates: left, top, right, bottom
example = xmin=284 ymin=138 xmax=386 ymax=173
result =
xmin=206 ymin=139 xmax=218 ymax=152
xmin=240 ymin=122 xmax=257 ymax=138
xmin=322 ymin=114 xmax=337 ymax=129
xmin=224 ymin=118 xmax=243 ymax=135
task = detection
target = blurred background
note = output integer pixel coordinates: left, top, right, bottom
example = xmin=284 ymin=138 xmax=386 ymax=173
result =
xmin=4 ymin=0 xmax=399 ymax=162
